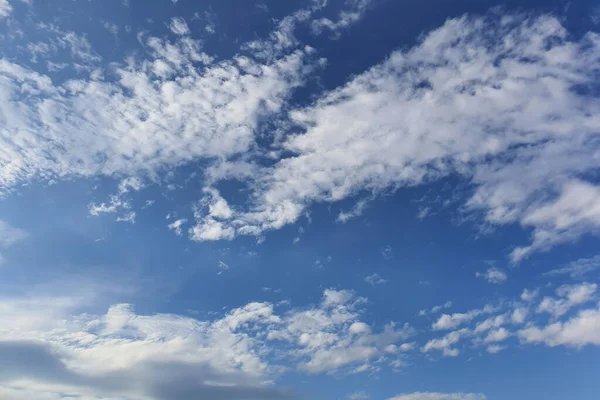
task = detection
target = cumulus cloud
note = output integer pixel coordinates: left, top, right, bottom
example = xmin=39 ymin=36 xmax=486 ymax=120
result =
xmin=537 ymin=283 xmax=597 ymax=318
xmin=267 ymin=289 xmax=414 ymax=374
xmin=519 ymin=304 xmax=600 ymax=348
xmin=476 ymin=267 xmax=507 ymax=284
xmin=388 ymin=393 xmax=486 ymax=400
xmin=0 ymin=286 xmax=417 ymax=398
xmin=432 ymin=306 xmax=492 ymax=331
xmin=480 ymin=268 xmax=508 ymax=284
xmin=422 ymin=328 xmax=469 ymax=356
xmin=521 ymin=289 xmax=539 ymax=302
xmin=0 ymin=0 xmax=11 ymax=18
xmin=0 ymin=292 xmax=289 ymax=399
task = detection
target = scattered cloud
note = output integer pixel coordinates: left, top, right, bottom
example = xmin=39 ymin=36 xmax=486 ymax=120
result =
xmin=544 ymin=255 xmax=600 ymax=279
xmin=521 ymin=289 xmax=539 ymax=303
xmin=388 ymin=393 xmax=486 ymax=400
xmin=185 ymin=13 xmax=600 ymax=261
xmin=338 ymin=198 xmax=370 ymax=223
xmin=312 ymin=0 xmax=371 ymax=37
xmin=365 ymin=273 xmax=387 ymax=286
xmin=103 ymin=21 xmax=119 ymax=38
xmin=169 ymin=17 xmax=190 ymax=36
xmin=420 ymin=301 xmax=452 ymax=316
xmin=0 ymin=285 xmax=420 ymax=398
xmin=422 ymin=328 xmax=469 ymax=356
xmin=267 ymin=289 xmax=414 ymax=374
xmin=0 ymin=292 xmax=293 ymax=400
xmin=476 ymin=268 xmax=507 ymax=284
xmin=0 ymin=0 xmax=11 ymax=18
xmin=0 ymin=220 xmax=28 ymax=267
xmin=432 ymin=308 xmax=488 ymax=331
xmin=218 ymin=260 xmax=229 ymax=270
xmin=116 ymin=211 xmax=136 ymax=224
xmin=168 ymin=218 xmax=188 ymax=236
xmin=519 ymin=304 xmax=600 ymax=348
xmin=381 ymin=245 xmax=392 ymax=259
xmin=536 ymin=283 xmax=597 ymax=318
xmin=0 ymin=220 xmax=28 ymax=249
xmin=486 ymin=345 xmax=505 ymax=354
xmin=348 ymin=391 xmax=370 ymax=400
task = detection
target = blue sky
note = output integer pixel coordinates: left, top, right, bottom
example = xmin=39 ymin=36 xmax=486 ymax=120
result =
xmin=1 ymin=0 xmax=600 ymax=399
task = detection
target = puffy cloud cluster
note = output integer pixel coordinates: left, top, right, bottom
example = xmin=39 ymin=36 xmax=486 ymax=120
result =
xmin=476 ymin=267 xmax=507 ymax=284
xmin=422 ymin=282 xmax=600 ymax=358
xmin=518 ymin=304 xmax=600 ymax=347
xmin=0 ymin=287 xmax=414 ymax=399
xmin=267 ymin=289 xmax=415 ymax=374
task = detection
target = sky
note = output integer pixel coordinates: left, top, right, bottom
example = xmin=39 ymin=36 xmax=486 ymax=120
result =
xmin=1 ymin=0 xmax=600 ymax=399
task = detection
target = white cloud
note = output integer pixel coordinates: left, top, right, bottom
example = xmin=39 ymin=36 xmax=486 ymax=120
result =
xmin=0 ymin=220 xmax=27 ymax=249
xmin=420 ymin=301 xmax=452 ymax=316
xmin=521 ymin=289 xmax=539 ymax=303
xmin=169 ymin=17 xmax=190 ymax=36
xmin=0 ymin=0 xmax=11 ymax=18
xmin=398 ymin=342 xmax=416 ymax=352
xmin=337 ymin=198 xmax=370 ymax=223
xmin=188 ymin=14 xmax=600 ymax=260
xmin=544 ymin=255 xmax=600 ymax=279
xmin=168 ymin=218 xmax=187 ymax=236
xmin=116 ymin=211 xmax=136 ymax=223
xmin=511 ymin=307 xmax=528 ymax=324
xmin=364 ymin=273 xmax=387 ymax=286
xmin=476 ymin=268 xmax=507 ymax=284
xmin=537 ymin=283 xmax=597 ymax=318
xmin=312 ymin=0 xmax=371 ymax=37
xmin=0 ymin=220 xmax=27 ymax=267
xmin=483 ymin=327 xmax=510 ymax=343
xmin=267 ymin=289 xmax=414 ymax=374
xmin=519 ymin=303 xmax=600 ymax=347
xmin=381 ymin=245 xmax=392 ymax=259
xmin=422 ymin=328 xmax=469 ymax=356
xmin=3 ymin=287 xmax=416 ymax=399
xmin=511 ymin=181 xmax=600 ymax=262
xmin=0 ymin=296 xmax=291 ymax=399
xmin=348 ymin=391 xmax=370 ymax=400
xmin=474 ymin=315 xmax=506 ymax=334
xmin=486 ymin=345 xmax=504 ymax=354
xmin=432 ymin=310 xmax=482 ymax=331
xmin=3 ymin=10 xmax=600 ymax=262
xmin=0 ymin=19 xmax=315 ymax=198
xmin=388 ymin=393 xmax=486 ymax=400
xmin=103 ymin=21 xmax=119 ymax=38
xmin=218 ymin=260 xmax=229 ymax=270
